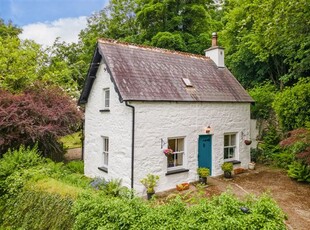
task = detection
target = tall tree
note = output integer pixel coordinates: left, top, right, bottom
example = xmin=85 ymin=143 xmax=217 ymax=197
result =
xmin=0 ymin=19 xmax=81 ymax=96
xmin=135 ymin=0 xmax=222 ymax=53
xmin=221 ymin=0 xmax=310 ymax=88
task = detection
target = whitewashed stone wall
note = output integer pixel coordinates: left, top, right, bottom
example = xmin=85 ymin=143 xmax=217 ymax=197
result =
xmin=84 ymin=61 xmax=133 ymax=188
xmin=84 ymin=60 xmax=252 ymax=195
xmin=250 ymin=119 xmax=259 ymax=149
xmin=132 ymin=101 xmax=251 ymax=194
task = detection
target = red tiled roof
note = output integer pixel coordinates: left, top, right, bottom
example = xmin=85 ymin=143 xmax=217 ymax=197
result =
xmin=79 ymin=39 xmax=253 ymax=104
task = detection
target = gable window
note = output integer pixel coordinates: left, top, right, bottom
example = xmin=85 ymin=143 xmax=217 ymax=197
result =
xmin=224 ymin=133 xmax=236 ymax=160
xmin=98 ymin=136 xmax=109 ymax=173
xmin=167 ymin=138 xmax=184 ymax=169
xmin=103 ymin=88 xmax=110 ymax=109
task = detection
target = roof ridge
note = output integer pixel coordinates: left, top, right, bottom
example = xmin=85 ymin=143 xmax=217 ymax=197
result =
xmin=98 ymin=38 xmax=210 ymax=60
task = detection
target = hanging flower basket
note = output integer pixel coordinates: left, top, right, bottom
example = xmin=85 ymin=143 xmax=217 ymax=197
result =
xmin=244 ymin=140 xmax=252 ymax=145
xmin=163 ymin=148 xmax=173 ymax=156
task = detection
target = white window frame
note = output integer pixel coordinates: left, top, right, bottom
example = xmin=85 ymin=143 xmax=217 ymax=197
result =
xmin=103 ymin=88 xmax=110 ymax=109
xmin=224 ymin=133 xmax=237 ymax=161
xmin=102 ymin=136 xmax=109 ymax=167
xmin=167 ymin=137 xmax=185 ymax=171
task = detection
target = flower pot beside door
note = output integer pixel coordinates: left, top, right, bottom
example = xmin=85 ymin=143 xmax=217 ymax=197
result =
xmin=197 ymin=167 xmax=210 ymax=185
xmin=221 ymin=162 xmax=233 ymax=179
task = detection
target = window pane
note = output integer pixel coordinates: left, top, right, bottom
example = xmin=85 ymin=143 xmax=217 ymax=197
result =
xmin=104 ymin=152 xmax=108 ymax=165
xmin=167 ymin=138 xmax=184 ymax=168
xmin=224 ymin=148 xmax=229 ymax=159
xmin=177 ymin=138 xmax=184 ymax=152
xmin=224 ymin=135 xmax=229 ymax=146
xmin=103 ymin=137 xmax=109 ymax=166
xmin=231 ymin=134 xmax=236 ymax=145
xmin=168 ymin=139 xmax=175 ymax=152
xmin=176 ymin=152 xmax=183 ymax=166
xmin=105 ymin=89 xmax=110 ymax=108
xmin=105 ymin=138 xmax=109 ymax=152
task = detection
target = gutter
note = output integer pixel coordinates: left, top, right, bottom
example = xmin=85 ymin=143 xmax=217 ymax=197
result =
xmin=125 ymin=101 xmax=135 ymax=191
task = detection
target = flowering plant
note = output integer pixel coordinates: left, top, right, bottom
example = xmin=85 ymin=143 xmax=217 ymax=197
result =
xmin=163 ymin=148 xmax=173 ymax=156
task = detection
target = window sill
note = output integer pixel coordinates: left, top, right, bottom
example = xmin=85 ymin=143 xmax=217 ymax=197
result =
xmin=225 ymin=160 xmax=241 ymax=165
xmin=166 ymin=168 xmax=189 ymax=175
xmin=99 ymin=109 xmax=110 ymax=112
xmin=98 ymin=166 xmax=108 ymax=172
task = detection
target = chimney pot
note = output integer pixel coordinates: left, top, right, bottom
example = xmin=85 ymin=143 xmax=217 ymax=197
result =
xmin=205 ymin=32 xmax=225 ymax=67
xmin=212 ymin=32 xmax=218 ymax=47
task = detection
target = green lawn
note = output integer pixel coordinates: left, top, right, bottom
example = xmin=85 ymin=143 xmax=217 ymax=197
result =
xmin=60 ymin=131 xmax=82 ymax=149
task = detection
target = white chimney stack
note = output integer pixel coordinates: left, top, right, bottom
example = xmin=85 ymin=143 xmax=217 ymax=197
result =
xmin=205 ymin=32 xmax=225 ymax=68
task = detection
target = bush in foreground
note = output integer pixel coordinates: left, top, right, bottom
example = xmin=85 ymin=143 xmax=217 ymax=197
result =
xmin=72 ymin=192 xmax=286 ymax=230
xmin=0 ymin=147 xmax=287 ymax=229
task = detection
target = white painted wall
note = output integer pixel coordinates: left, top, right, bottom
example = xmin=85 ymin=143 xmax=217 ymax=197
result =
xmin=205 ymin=47 xmax=225 ymax=67
xmin=84 ymin=61 xmax=133 ymax=188
xmin=250 ymin=119 xmax=259 ymax=149
xmin=83 ymin=60 xmax=251 ymax=195
xmin=131 ymin=101 xmax=251 ymax=194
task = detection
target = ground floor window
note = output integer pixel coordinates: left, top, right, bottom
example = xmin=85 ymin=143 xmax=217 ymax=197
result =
xmin=167 ymin=137 xmax=184 ymax=169
xmin=224 ymin=133 xmax=236 ymax=160
xmin=102 ymin=136 xmax=109 ymax=167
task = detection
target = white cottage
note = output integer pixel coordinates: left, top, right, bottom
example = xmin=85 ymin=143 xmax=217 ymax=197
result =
xmin=78 ymin=34 xmax=254 ymax=195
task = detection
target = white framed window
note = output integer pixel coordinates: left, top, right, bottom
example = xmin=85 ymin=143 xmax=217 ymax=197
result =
xmin=167 ymin=137 xmax=185 ymax=169
xmin=102 ymin=136 xmax=109 ymax=167
xmin=103 ymin=88 xmax=110 ymax=109
xmin=224 ymin=133 xmax=236 ymax=160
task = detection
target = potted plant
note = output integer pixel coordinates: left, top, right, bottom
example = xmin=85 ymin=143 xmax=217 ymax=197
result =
xmin=221 ymin=162 xmax=233 ymax=178
xmin=248 ymin=162 xmax=256 ymax=170
xmin=140 ymin=174 xmax=160 ymax=200
xmin=197 ymin=167 xmax=210 ymax=184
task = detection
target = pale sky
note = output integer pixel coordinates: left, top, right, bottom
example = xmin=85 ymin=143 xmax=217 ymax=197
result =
xmin=0 ymin=0 xmax=107 ymax=46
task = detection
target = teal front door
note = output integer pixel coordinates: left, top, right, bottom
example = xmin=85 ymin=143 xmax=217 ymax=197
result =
xmin=198 ymin=135 xmax=212 ymax=174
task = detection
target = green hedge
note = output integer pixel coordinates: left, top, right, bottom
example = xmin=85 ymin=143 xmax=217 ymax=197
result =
xmin=72 ymin=192 xmax=286 ymax=230
xmin=1 ymin=190 xmax=74 ymax=230
xmin=0 ymin=146 xmax=287 ymax=229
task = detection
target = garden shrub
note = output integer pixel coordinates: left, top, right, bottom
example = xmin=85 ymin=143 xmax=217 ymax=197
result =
xmin=287 ymin=161 xmax=310 ymax=183
xmin=272 ymin=151 xmax=295 ymax=169
xmin=248 ymin=82 xmax=277 ymax=120
xmin=65 ymin=160 xmax=84 ymax=174
xmin=0 ymin=145 xmax=44 ymax=179
xmin=257 ymin=126 xmax=281 ymax=163
xmin=0 ymin=85 xmax=83 ymax=160
xmin=273 ymin=79 xmax=310 ymax=131
xmin=0 ymin=145 xmax=44 ymax=195
xmin=72 ymin=194 xmax=148 ymax=230
xmin=72 ymin=192 xmax=286 ymax=230
xmin=1 ymin=189 xmax=75 ymax=230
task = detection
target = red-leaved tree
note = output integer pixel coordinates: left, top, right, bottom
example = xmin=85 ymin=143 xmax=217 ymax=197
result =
xmin=0 ymin=85 xmax=83 ymax=160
